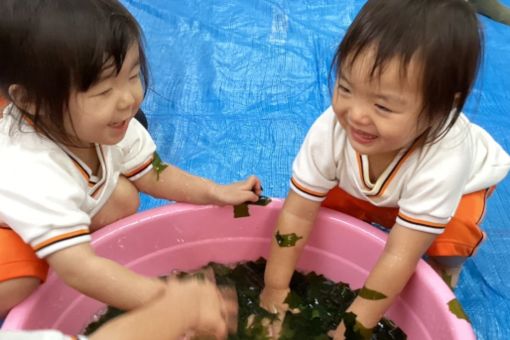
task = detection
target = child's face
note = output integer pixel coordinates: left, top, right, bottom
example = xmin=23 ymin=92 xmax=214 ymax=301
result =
xmin=65 ymin=43 xmax=143 ymax=146
xmin=332 ymin=49 xmax=428 ymax=160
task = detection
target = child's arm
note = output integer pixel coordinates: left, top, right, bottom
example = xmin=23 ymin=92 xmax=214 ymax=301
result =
xmin=89 ymin=278 xmax=236 ymax=340
xmin=0 ymin=278 xmax=235 ymax=340
xmin=134 ymin=163 xmax=261 ymax=205
xmin=46 ymin=243 xmax=166 ymax=311
xmin=333 ymin=224 xmax=436 ymax=339
xmin=260 ymin=191 xmax=322 ymax=329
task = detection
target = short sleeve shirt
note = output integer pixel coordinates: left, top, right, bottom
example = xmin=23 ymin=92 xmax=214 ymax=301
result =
xmin=0 ymin=105 xmax=156 ymax=257
xmin=291 ymin=106 xmax=510 ymax=234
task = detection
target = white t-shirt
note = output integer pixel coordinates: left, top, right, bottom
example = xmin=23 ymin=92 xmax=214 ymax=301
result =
xmin=291 ymin=106 xmax=510 ymax=234
xmin=0 ymin=105 xmax=156 ymax=258
xmin=0 ymin=330 xmax=87 ymax=340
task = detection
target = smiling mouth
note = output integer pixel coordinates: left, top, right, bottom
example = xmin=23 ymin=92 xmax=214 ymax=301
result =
xmin=351 ymin=127 xmax=377 ymax=144
xmin=109 ymin=120 xmax=128 ymax=129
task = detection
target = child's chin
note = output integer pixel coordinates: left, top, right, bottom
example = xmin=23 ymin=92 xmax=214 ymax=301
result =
xmin=349 ymin=140 xmax=376 ymax=154
xmin=102 ymin=135 xmax=126 ymax=145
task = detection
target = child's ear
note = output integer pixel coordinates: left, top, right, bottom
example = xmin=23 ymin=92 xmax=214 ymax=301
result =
xmin=8 ymin=84 xmax=36 ymax=115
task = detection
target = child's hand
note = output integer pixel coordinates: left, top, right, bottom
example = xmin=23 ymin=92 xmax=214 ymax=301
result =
xmin=329 ymin=322 xmax=346 ymax=340
xmin=257 ymin=286 xmax=292 ymax=338
xmin=88 ymin=274 xmax=238 ymax=340
xmin=212 ymin=175 xmax=262 ymax=206
xmin=165 ymin=277 xmax=238 ymax=339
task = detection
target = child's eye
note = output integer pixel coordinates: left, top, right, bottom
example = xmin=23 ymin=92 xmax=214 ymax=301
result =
xmin=338 ymin=84 xmax=350 ymax=94
xmin=375 ymin=104 xmax=392 ymax=113
xmin=129 ymin=73 xmax=139 ymax=80
xmin=95 ymin=88 xmax=112 ymax=96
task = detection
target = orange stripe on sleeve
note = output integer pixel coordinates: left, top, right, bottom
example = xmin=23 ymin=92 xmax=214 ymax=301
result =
xmin=33 ymin=229 xmax=90 ymax=252
xmin=290 ymin=177 xmax=328 ymax=198
xmin=398 ymin=212 xmax=446 ymax=229
xmin=125 ymin=157 xmax=153 ymax=178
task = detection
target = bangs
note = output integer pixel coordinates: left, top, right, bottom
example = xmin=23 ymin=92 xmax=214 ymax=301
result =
xmin=336 ymin=0 xmax=423 ymax=84
xmin=72 ymin=1 xmax=148 ymax=91
xmin=0 ymin=0 xmax=149 ymax=145
xmin=331 ymin=0 xmax=481 ymax=143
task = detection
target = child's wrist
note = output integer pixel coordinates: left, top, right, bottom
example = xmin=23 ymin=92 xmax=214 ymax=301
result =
xmin=207 ymin=181 xmax=223 ymax=205
xmin=345 ymin=304 xmax=379 ymax=330
xmin=264 ymin=284 xmax=290 ymax=292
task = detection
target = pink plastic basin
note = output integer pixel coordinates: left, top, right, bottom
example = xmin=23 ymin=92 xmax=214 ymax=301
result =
xmin=3 ymin=199 xmax=474 ymax=339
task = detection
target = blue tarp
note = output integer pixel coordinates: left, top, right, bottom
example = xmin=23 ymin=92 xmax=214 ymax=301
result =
xmin=124 ymin=0 xmax=510 ymax=338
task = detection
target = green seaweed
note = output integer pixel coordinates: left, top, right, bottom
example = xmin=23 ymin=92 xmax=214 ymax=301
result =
xmin=234 ymin=204 xmax=250 ymax=218
xmin=448 ymin=298 xmax=470 ymax=322
xmin=248 ymin=195 xmax=272 ymax=206
xmin=83 ymin=306 xmax=124 ymax=335
xmin=84 ymin=259 xmax=406 ymax=339
xmin=358 ymin=286 xmax=387 ymax=300
xmin=440 ymin=271 xmax=454 ymax=290
xmin=234 ymin=196 xmax=272 ymax=218
xmin=275 ymin=230 xmax=303 ymax=247
xmin=152 ymin=151 xmax=168 ymax=180
xmin=342 ymin=312 xmax=373 ymax=340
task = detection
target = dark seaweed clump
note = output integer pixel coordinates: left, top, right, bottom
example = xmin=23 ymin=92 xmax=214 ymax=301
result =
xmin=84 ymin=258 xmax=406 ymax=339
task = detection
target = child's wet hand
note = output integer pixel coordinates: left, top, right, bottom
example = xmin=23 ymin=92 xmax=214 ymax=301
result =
xmin=256 ymin=286 xmax=293 ymax=338
xmin=165 ymin=277 xmax=238 ymax=339
xmin=328 ymin=322 xmax=346 ymax=340
xmin=214 ymin=175 xmax=262 ymax=205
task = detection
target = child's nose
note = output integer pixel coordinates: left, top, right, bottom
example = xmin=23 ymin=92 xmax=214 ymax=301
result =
xmin=348 ymin=105 xmax=371 ymax=125
xmin=118 ymin=89 xmax=136 ymax=109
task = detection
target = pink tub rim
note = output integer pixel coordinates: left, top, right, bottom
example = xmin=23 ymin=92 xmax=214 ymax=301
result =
xmin=3 ymin=199 xmax=475 ymax=339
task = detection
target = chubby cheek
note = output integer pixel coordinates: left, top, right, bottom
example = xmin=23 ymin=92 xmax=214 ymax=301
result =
xmin=132 ymin=83 xmax=144 ymax=111
xmin=380 ymin=122 xmax=418 ymax=147
xmin=332 ymin=102 xmax=348 ymax=128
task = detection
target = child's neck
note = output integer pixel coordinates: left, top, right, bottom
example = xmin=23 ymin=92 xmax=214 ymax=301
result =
xmin=68 ymin=144 xmax=101 ymax=176
xmin=366 ymin=150 xmax=399 ymax=183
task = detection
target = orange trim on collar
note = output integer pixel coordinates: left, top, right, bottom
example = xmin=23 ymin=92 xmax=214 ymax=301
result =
xmin=356 ymin=153 xmax=367 ymax=189
xmin=375 ymin=140 xmax=421 ymax=197
xmin=356 ymin=138 xmax=421 ymax=198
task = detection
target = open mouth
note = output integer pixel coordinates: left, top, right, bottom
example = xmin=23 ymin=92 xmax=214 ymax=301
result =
xmin=108 ymin=120 xmax=128 ymax=129
xmin=351 ymin=127 xmax=377 ymax=144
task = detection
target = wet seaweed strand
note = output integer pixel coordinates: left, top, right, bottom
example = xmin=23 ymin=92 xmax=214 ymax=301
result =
xmin=84 ymin=258 xmax=406 ymax=339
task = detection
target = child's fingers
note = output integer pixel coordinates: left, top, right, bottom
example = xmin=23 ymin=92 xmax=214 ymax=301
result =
xmin=187 ymin=286 xmax=229 ymax=338
xmin=211 ymin=320 xmax=229 ymax=339
xmin=218 ymin=286 xmax=238 ymax=334
xmin=270 ymin=314 xmax=284 ymax=338
xmin=244 ymin=175 xmax=262 ymax=195
xmin=202 ymin=267 xmax=217 ymax=284
xmin=202 ymin=301 xmax=229 ymax=339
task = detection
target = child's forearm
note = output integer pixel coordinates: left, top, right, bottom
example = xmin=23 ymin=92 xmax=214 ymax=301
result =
xmin=137 ymin=163 xmax=219 ymax=204
xmin=72 ymin=257 xmax=165 ymax=311
xmin=47 ymin=244 xmax=166 ymax=311
xmin=344 ymin=224 xmax=436 ymax=329
xmin=264 ymin=191 xmax=321 ymax=289
xmin=135 ymin=163 xmax=260 ymax=206
xmin=89 ymin=291 xmax=188 ymax=340
xmin=345 ymin=250 xmax=418 ymax=328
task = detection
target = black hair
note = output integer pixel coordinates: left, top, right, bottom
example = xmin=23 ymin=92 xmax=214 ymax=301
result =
xmin=0 ymin=0 xmax=149 ymax=144
xmin=332 ymin=0 xmax=483 ymax=142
